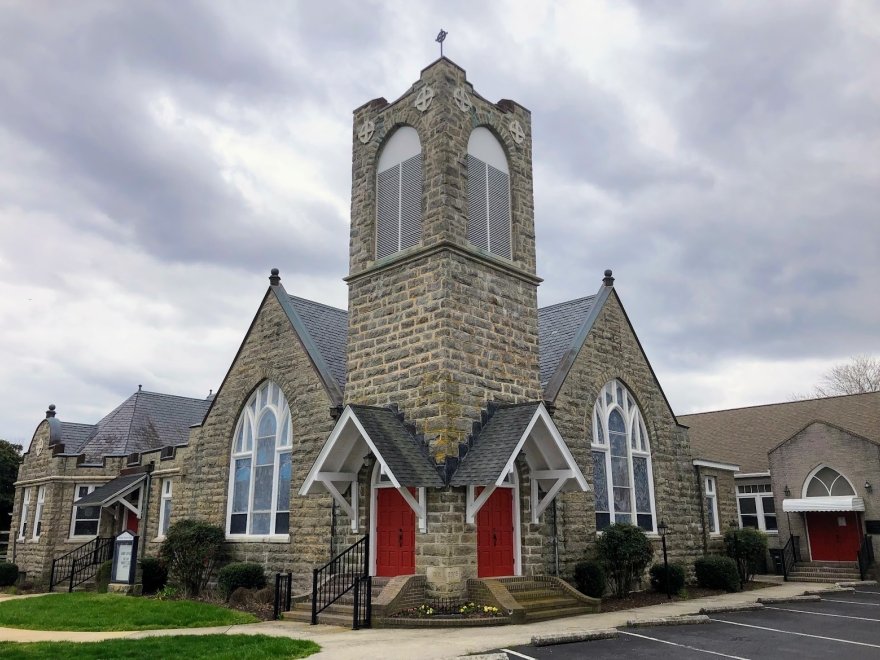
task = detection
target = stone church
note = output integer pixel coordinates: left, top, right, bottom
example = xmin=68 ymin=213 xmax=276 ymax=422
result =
xmin=10 ymin=58 xmax=708 ymax=605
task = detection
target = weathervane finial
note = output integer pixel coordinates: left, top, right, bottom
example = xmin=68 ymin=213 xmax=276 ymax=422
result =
xmin=436 ymin=29 xmax=448 ymax=57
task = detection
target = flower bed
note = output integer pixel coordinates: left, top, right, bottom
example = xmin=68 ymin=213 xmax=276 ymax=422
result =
xmin=393 ymin=599 xmax=504 ymax=620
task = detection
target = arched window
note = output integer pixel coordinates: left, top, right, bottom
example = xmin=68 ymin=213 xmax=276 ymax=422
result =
xmin=227 ymin=381 xmax=292 ymax=537
xmin=467 ymin=127 xmax=511 ymax=259
xmin=376 ymin=126 xmax=422 ymax=259
xmin=804 ymin=466 xmax=855 ymax=497
xmin=591 ymin=380 xmax=656 ymax=532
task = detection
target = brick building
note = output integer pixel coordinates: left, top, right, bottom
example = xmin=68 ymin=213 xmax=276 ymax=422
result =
xmin=11 ymin=59 xmax=709 ymax=600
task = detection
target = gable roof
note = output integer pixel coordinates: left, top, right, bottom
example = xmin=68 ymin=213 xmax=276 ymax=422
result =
xmin=58 ymin=390 xmax=211 ymax=462
xmin=537 ymin=296 xmax=596 ymax=389
xmin=680 ymin=390 xmax=880 ymax=474
xmin=288 ymin=295 xmax=348 ymax=391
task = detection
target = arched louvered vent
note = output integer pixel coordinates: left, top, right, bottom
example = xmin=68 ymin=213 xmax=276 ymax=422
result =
xmin=376 ymin=126 xmax=422 ymax=259
xmin=467 ymin=127 xmax=511 ymax=259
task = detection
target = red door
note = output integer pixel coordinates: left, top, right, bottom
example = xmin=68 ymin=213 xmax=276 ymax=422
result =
xmin=807 ymin=512 xmax=861 ymax=561
xmin=477 ymin=488 xmax=515 ymax=578
xmin=375 ymin=488 xmax=415 ymax=577
xmin=125 ymin=510 xmax=139 ymax=534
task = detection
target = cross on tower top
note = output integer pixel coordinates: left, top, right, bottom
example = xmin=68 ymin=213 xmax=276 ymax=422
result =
xmin=436 ymin=29 xmax=448 ymax=57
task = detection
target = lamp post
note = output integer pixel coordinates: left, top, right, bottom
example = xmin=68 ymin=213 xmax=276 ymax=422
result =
xmin=658 ymin=520 xmax=671 ymax=600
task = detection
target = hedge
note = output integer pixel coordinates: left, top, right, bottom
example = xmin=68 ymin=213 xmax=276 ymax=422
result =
xmin=218 ymin=562 xmax=267 ymax=600
xmin=573 ymin=560 xmax=606 ymax=598
xmin=694 ymin=555 xmax=740 ymax=592
xmin=649 ymin=562 xmax=685 ymax=595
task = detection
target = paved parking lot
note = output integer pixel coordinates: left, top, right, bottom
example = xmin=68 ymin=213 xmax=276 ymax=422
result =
xmin=498 ymin=585 xmax=880 ymax=660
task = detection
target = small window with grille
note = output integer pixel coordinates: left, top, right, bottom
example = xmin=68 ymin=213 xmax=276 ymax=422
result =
xmin=467 ymin=127 xmax=511 ymax=259
xmin=376 ymin=126 xmax=422 ymax=259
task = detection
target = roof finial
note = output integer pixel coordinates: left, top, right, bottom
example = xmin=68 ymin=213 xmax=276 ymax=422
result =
xmin=138 ymin=384 xmax=142 ymax=392
xmin=436 ymin=29 xmax=447 ymax=58
xmin=269 ymin=268 xmax=281 ymax=286
xmin=603 ymin=269 xmax=615 ymax=287
xmin=46 ymin=404 xmax=56 ymax=419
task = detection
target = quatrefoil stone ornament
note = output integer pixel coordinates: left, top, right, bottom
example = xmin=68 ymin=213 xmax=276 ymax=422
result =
xmin=509 ymin=119 xmax=525 ymax=145
xmin=357 ymin=119 xmax=375 ymax=144
xmin=453 ymin=86 xmax=472 ymax=112
xmin=414 ymin=85 xmax=435 ymax=112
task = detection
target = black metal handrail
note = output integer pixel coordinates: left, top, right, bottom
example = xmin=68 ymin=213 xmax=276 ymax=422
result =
xmin=311 ymin=534 xmax=370 ymax=629
xmin=49 ymin=536 xmax=114 ymax=591
xmin=781 ymin=534 xmax=800 ymax=581
xmin=857 ymin=535 xmax=874 ymax=580
xmin=273 ymin=572 xmax=293 ymax=619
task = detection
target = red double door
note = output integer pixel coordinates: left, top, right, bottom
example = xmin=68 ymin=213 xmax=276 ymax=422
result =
xmin=375 ymin=488 xmax=416 ymax=577
xmin=807 ymin=512 xmax=862 ymax=561
xmin=477 ymin=488 xmax=516 ymax=578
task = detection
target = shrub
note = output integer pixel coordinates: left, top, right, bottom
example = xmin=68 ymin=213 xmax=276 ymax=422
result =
xmin=0 ymin=562 xmax=19 ymax=587
xmin=228 ymin=586 xmax=256 ymax=608
xmin=218 ymin=562 xmax=267 ymax=600
xmin=649 ymin=562 xmax=685 ymax=595
xmin=95 ymin=560 xmax=112 ymax=593
xmin=724 ymin=527 xmax=768 ymax=584
xmin=597 ymin=523 xmax=654 ymax=598
xmin=140 ymin=557 xmax=169 ymax=595
xmin=573 ymin=560 xmax=606 ymax=598
xmin=694 ymin=555 xmax=741 ymax=592
xmin=155 ymin=584 xmax=180 ymax=601
xmin=254 ymin=586 xmax=275 ymax=604
xmin=159 ymin=520 xmax=225 ymax=597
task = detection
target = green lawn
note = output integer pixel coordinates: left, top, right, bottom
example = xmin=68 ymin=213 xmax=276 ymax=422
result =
xmin=0 ymin=593 xmax=258 ymax=631
xmin=0 ymin=634 xmax=319 ymax=659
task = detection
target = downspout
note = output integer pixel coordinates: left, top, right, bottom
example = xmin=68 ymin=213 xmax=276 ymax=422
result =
xmin=694 ymin=464 xmax=708 ymax=554
xmin=138 ymin=464 xmax=154 ymax=583
xmin=552 ymin=498 xmax=559 ymax=577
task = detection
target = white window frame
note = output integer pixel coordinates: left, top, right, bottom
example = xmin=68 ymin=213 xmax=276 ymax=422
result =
xmin=591 ymin=380 xmax=657 ymax=534
xmin=705 ymin=476 xmax=720 ymax=535
xmin=736 ymin=483 xmax=777 ymax=534
xmin=18 ymin=487 xmax=31 ymax=540
xmin=157 ymin=479 xmax=173 ymax=539
xmin=376 ymin=126 xmax=422 ymax=259
xmin=70 ymin=484 xmax=100 ymax=540
xmin=225 ymin=381 xmax=293 ymax=541
xmin=467 ymin=127 xmax=513 ymax=260
xmin=32 ymin=485 xmax=45 ymax=540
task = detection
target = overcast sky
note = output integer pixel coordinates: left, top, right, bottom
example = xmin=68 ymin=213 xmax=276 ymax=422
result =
xmin=1 ymin=1 xmax=878 ymax=447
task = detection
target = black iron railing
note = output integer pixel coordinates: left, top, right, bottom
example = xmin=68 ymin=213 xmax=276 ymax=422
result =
xmin=273 ymin=571 xmax=293 ymax=619
xmin=49 ymin=536 xmax=114 ymax=592
xmin=781 ymin=534 xmax=800 ymax=581
xmin=311 ymin=534 xmax=370 ymax=629
xmin=857 ymin=535 xmax=874 ymax=580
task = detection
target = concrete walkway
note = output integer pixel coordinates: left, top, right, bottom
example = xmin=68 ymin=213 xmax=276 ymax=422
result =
xmin=0 ymin=581 xmax=840 ymax=659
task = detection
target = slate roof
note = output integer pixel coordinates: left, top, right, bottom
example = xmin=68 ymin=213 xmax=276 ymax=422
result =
xmin=450 ymin=403 xmax=541 ymax=486
xmin=289 ymin=295 xmax=348 ymax=391
xmin=287 ymin=294 xmax=598 ymax=395
xmin=349 ymin=405 xmax=444 ymax=487
xmin=680 ymin=391 xmax=880 ymax=474
xmin=537 ymin=296 xmax=597 ymax=388
xmin=74 ymin=473 xmax=147 ymax=507
xmin=59 ymin=390 xmax=211 ymax=462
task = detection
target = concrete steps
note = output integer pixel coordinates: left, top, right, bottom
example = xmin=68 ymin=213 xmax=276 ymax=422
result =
xmin=282 ymin=576 xmax=389 ymax=626
xmin=788 ymin=561 xmax=861 ymax=583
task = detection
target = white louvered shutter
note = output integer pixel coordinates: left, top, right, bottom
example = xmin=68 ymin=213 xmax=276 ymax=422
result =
xmin=487 ymin=164 xmax=511 ymax=258
xmin=399 ymin=154 xmax=422 ymax=250
xmin=376 ymin=165 xmax=400 ymax=259
xmin=467 ymin=154 xmax=488 ymax=250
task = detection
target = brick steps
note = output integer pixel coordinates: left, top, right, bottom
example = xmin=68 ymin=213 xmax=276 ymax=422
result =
xmin=496 ymin=576 xmax=598 ymax=622
xmin=788 ymin=561 xmax=861 ymax=583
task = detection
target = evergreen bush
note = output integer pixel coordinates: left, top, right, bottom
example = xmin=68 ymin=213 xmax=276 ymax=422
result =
xmin=0 ymin=562 xmax=19 ymax=587
xmin=140 ymin=556 xmax=169 ymax=595
xmin=596 ymin=523 xmax=653 ymax=598
xmin=649 ymin=562 xmax=685 ymax=594
xmin=724 ymin=527 xmax=768 ymax=583
xmin=159 ymin=520 xmax=225 ymax=597
xmin=573 ymin=560 xmax=606 ymax=598
xmin=218 ymin=562 xmax=267 ymax=600
xmin=694 ymin=555 xmax=740 ymax=592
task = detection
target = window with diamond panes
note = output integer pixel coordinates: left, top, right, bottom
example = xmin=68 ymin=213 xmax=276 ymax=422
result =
xmin=467 ymin=127 xmax=511 ymax=259
xmin=591 ymin=380 xmax=656 ymax=532
xmin=227 ymin=381 xmax=292 ymax=537
xmin=376 ymin=126 xmax=422 ymax=259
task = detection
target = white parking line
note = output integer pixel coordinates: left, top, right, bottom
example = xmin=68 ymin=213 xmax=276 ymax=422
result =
xmin=711 ymin=618 xmax=880 ymax=649
xmin=617 ymin=630 xmax=751 ymax=659
xmin=501 ymin=649 xmax=537 ymax=660
xmin=763 ymin=605 xmax=880 ymax=622
xmin=853 ymin=590 xmax=880 ymax=596
xmin=823 ymin=598 xmax=880 ymax=607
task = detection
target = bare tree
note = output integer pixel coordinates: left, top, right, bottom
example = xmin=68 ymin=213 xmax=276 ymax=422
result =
xmin=811 ymin=354 xmax=880 ymax=398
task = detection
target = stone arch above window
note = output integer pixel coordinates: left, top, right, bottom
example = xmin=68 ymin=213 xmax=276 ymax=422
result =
xmin=591 ymin=380 xmax=656 ymax=533
xmin=376 ymin=126 xmax=422 ymax=259
xmin=804 ymin=466 xmax=855 ymax=498
xmin=467 ymin=127 xmax=511 ymax=259
xmin=227 ymin=381 xmax=292 ymax=538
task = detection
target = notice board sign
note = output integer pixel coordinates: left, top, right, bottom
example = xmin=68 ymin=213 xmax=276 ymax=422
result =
xmin=112 ymin=531 xmax=139 ymax=584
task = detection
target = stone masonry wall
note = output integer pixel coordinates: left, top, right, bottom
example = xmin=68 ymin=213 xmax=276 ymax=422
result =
xmin=550 ymin=290 xmax=704 ymax=578
xmin=696 ymin=467 xmax=738 ymax=555
xmin=181 ymin=289 xmax=338 ymax=592
xmin=770 ymin=422 xmax=880 ymax=561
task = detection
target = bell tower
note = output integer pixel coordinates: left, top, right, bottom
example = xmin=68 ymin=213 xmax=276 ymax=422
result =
xmin=344 ymin=58 xmax=542 ymax=462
